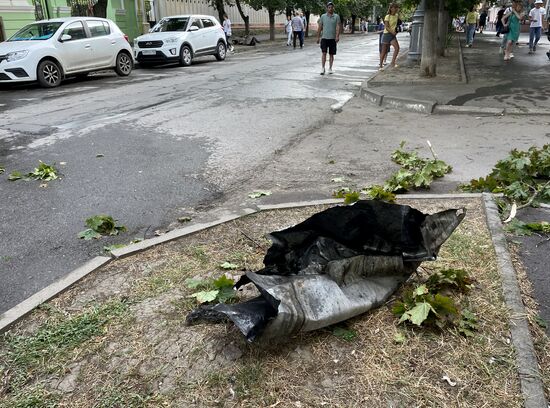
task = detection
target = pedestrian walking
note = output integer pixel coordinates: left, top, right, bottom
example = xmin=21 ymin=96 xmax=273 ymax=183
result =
xmin=379 ymin=3 xmax=400 ymax=70
xmin=285 ymin=15 xmax=293 ymax=46
xmin=223 ymin=13 xmax=234 ymax=52
xmin=300 ymin=12 xmax=307 ymax=45
xmin=316 ymin=1 xmax=341 ymax=75
xmin=291 ymin=12 xmax=304 ymax=49
xmin=375 ymin=17 xmax=387 ymax=65
xmin=504 ymin=2 xmax=523 ymax=61
xmin=496 ymin=5 xmax=506 ymax=36
xmin=479 ymin=9 xmax=487 ymax=33
xmin=528 ymin=0 xmax=546 ymax=54
xmin=465 ymin=6 xmax=479 ymax=47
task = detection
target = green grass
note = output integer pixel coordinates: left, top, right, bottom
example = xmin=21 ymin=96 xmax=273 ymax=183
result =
xmin=0 ymin=299 xmax=129 ymax=402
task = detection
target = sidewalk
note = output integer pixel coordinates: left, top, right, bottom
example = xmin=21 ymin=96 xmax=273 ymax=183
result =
xmin=362 ymin=30 xmax=550 ymax=114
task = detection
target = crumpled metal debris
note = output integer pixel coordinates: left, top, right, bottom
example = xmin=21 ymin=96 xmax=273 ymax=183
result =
xmin=187 ymin=200 xmax=465 ymax=342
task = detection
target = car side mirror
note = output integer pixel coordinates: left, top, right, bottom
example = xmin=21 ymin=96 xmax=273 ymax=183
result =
xmin=189 ymin=26 xmax=199 ymax=31
xmin=59 ymin=34 xmax=72 ymax=42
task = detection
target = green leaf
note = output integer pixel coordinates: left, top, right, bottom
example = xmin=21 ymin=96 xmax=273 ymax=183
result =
xmin=399 ymin=302 xmax=435 ymax=326
xmin=332 ymin=187 xmax=351 ymax=198
xmin=103 ymin=243 xmax=126 ymax=252
xmin=27 ymin=161 xmax=58 ymax=181
xmin=534 ymin=315 xmax=547 ymax=329
xmin=185 ymin=278 xmax=204 ymax=289
xmin=213 ymin=275 xmax=235 ymax=289
xmin=219 ymin=262 xmax=239 ymax=270
xmin=83 ymin=215 xmax=126 ymax=237
xmin=413 ymin=284 xmax=429 ymax=298
xmin=189 ymin=290 xmax=219 ymax=304
xmin=332 ymin=326 xmax=358 ymax=341
xmin=344 ymin=191 xmax=361 ymax=205
xmin=363 ymin=185 xmax=396 ymax=202
xmin=394 ymin=332 xmax=406 ymax=343
xmin=177 ymin=216 xmax=192 ymax=223
xmin=0 ymin=165 xmax=4 ymax=174
xmin=248 ymin=190 xmax=271 ymax=198
xmin=8 ymin=171 xmax=23 ymax=181
xmin=78 ymin=229 xmax=102 ymax=240
xmin=216 ymin=286 xmax=236 ymax=303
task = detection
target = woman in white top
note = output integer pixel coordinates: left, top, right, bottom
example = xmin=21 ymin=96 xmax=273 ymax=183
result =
xmin=223 ymin=14 xmax=234 ymax=52
xmin=285 ymin=15 xmax=293 ymax=46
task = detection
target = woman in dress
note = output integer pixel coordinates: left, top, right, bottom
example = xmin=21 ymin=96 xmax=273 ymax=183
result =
xmin=503 ymin=2 xmax=523 ymax=61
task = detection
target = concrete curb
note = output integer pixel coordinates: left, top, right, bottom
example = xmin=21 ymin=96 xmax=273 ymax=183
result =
xmin=457 ymin=35 xmax=468 ymax=83
xmin=482 ymin=193 xmax=548 ymax=408
xmin=0 ymin=256 xmax=112 ymax=334
xmin=110 ymin=207 xmax=258 ymax=259
xmin=433 ymin=105 xmax=504 ymax=115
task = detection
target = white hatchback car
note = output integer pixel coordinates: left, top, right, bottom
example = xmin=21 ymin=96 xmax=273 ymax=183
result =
xmin=134 ymin=15 xmax=227 ymax=66
xmin=0 ymin=17 xmax=133 ymax=88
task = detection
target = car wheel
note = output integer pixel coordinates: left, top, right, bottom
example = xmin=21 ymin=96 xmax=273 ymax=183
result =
xmin=37 ymin=60 xmax=62 ymax=88
xmin=115 ymin=52 xmax=133 ymax=76
xmin=215 ymin=41 xmax=226 ymax=61
xmin=179 ymin=45 xmax=192 ymax=66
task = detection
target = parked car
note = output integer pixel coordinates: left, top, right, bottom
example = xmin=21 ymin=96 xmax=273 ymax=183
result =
xmin=403 ymin=21 xmax=412 ymax=32
xmin=134 ymin=15 xmax=227 ymax=67
xmin=0 ymin=17 xmax=133 ymax=88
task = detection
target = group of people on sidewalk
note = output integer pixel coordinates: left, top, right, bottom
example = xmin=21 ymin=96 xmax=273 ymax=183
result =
xmin=285 ymin=12 xmax=308 ymax=49
xmin=464 ymin=0 xmax=548 ymax=62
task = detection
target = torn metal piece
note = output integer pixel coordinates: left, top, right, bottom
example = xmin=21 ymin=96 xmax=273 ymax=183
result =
xmin=187 ymin=200 xmax=465 ymax=342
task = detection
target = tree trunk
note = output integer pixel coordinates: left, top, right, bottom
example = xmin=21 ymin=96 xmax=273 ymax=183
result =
xmin=235 ymin=0 xmax=250 ymax=35
xmin=214 ymin=0 xmax=225 ymax=25
xmin=268 ymin=8 xmax=275 ymax=40
xmin=420 ymin=1 xmax=438 ymax=77
xmin=305 ymin=10 xmax=311 ymax=37
xmin=436 ymin=0 xmax=448 ymax=57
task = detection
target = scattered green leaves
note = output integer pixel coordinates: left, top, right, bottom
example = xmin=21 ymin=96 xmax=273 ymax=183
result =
xmin=28 ymin=161 xmax=58 ymax=181
xmin=8 ymin=171 xmax=23 ymax=181
xmin=460 ymin=144 xmax=550 ymax=208
xmin=332 ymin=188 xmax=361 ymax=204
xmin=248 ymin=190 xmax=271 ymax=198
xmin=504 ymin=219 xmax=550 ymax=236
xmin=178 ymin=216 xmax=192 ymax=223
xmin=78 ymin=215 xmax=126 ymax=240
xmin=186 ymin=274 xmax=237 ymax=304
xmin=332 ymin=326 xmax=358 ymax=341
xmin=7 ymin=161 xmax=59 ymax=182
xmin=362 ymin=185 xmax=396 ymax=202
xmin=383 ymin=141 xmax=452 ymax=193
xmin=393 ymin=269 xmax=477 ymax=334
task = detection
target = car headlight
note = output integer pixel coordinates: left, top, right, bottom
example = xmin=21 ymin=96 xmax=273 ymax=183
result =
xmin=6 ymin=50 xmax=29 ymax=62
xmin=164 ymin=37 xmax=178 ymax=44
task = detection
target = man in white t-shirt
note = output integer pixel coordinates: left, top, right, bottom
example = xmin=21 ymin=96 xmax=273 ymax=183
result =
xmin=529 ymin=0 xmax=546 ymax=53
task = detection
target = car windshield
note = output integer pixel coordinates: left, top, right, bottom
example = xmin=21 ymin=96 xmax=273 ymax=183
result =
xmin=150 ymin=18 xmax=189 ymax=32
xmin=9 ymin=22 xmax=63 ymax=41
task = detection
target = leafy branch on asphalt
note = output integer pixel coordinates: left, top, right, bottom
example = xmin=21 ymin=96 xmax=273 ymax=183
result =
xmin=504 ymin=219 xmax=550 ymax=236
xmin=185 ymin=274 xmax=237 ymax=304
xmin=8 ymin=161 xmax=59 ymax=182
xmin=460 ymin=144 xmax=550 ymax=214
xmin=332 ymin=141 xmax=452 ymax=204
xmin=392 ymin=269 xmax=478 ymax=337
xmin=78 ymin=215 xmax=127 ymax=240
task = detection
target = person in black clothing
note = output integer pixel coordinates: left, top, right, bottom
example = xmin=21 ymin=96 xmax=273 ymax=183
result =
xmin=479 ymin=9 xmax=487 ymax=33
xmin=496 ymin=6 xmax=505 ymax=37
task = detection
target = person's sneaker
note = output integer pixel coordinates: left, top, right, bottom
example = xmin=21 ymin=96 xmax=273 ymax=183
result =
xmin=320 ymin=67 xmax=325 ymax=75
xmin=529 ymin=49 xmax=534 ymax=54
xmin=533 ymin=45 xmax=537 ymax=52
xmin=510 ymin=53 xmax=515 ymax=58
xmin=328 ymin=67 xmax=333 ymax=74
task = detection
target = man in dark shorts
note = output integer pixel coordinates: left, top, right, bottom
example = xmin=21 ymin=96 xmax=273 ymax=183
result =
xmin=316 ymin=1 xmax=342 ymax=75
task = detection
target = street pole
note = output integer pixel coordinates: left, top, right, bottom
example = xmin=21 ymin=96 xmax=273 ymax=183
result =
xmin=408 ymin=0 xmax=425 ymax=61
